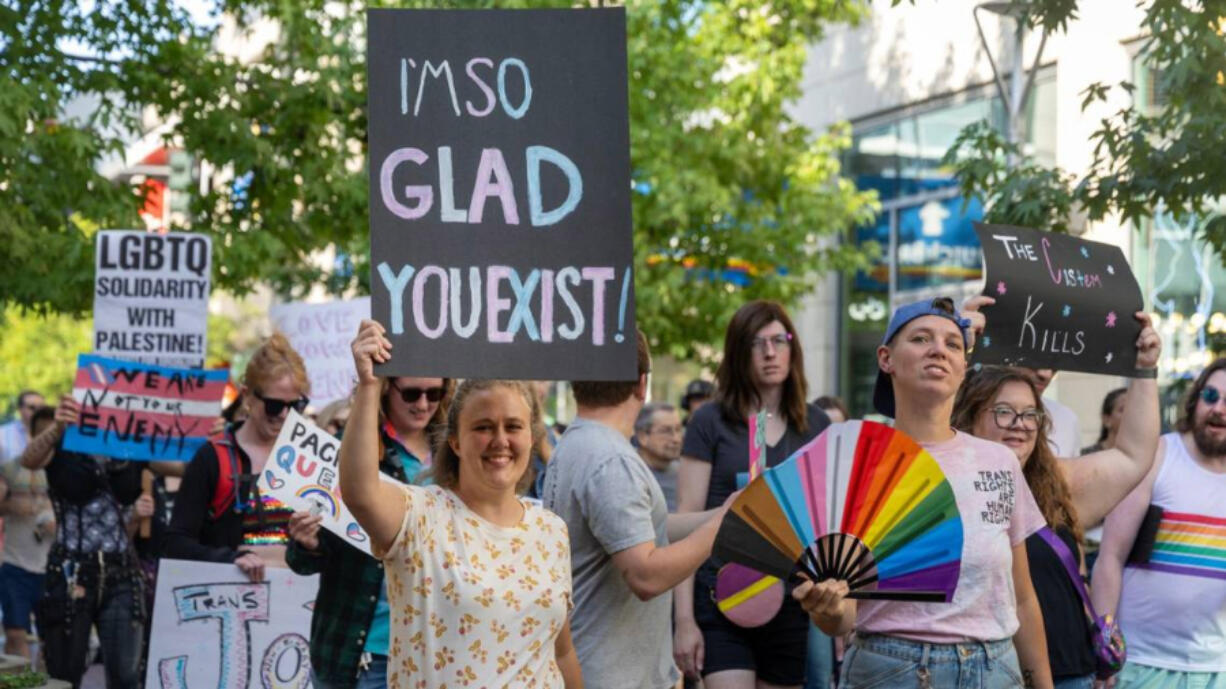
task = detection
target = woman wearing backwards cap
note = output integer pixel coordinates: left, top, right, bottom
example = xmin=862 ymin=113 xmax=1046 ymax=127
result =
xmin=793 ymin=296 xmax=1054 ymax=689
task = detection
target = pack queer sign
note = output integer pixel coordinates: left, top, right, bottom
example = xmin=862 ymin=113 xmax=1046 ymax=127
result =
xmin=270 ymin=298 xmax=370 ymax=406
xmin=93 ymin=230 xmax=212 ymax=369
xmin=63 ymin=354 xmax=227 ymax=462
xmin=145 ymin=559 xmax=317 ymax=689
xmin=367 ymin=8 xmax=636 ymax=380
xmin=257 ymin=410 xmax=399 ymax=556
xmin=973 ymin=223 xmax=1144 ymax=376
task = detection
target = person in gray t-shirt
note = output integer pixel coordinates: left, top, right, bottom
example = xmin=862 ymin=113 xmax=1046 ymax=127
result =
xmin=542 ymin=330 xmax=729 ymax=689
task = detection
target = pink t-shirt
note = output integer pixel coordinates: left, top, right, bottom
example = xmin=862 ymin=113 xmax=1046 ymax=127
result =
xmin=856 ymin=431 xmax=1046 ymax=642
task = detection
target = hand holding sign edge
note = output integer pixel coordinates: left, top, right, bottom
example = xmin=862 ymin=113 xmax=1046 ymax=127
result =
xmin=351 ymin=319 xmax=392 ymax=387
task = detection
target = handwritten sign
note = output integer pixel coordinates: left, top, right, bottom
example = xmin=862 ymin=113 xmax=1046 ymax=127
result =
xmin=94 ymin=230 xmax=212 ymax=369
xmin=258 ymin=411 xmax=393 ymax=556
xmin=270 ymin=298 xmax=370 ymax=406
xmin=63 ymin=354 xmax=226 ymax=461
xmin=366 ymin=8 xmax=636 ymax=380
xmin=146 ymin=559 xmax=317 ymax=689
xmin=974 ymin=223 xmax=1144 ymax=375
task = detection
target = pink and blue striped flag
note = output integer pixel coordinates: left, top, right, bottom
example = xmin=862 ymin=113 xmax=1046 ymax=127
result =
xmin=63 ymin=353 xmax=228 ymax=461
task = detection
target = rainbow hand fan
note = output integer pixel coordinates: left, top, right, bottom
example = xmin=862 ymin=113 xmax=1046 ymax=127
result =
xmin=714 ymin=420 xmax=963 ymax=602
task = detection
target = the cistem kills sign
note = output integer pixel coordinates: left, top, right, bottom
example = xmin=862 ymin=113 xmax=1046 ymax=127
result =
xmin=367 ymin=8 xmax=636 ymax=381
xmin=973 ymin=223 xmax=1144 ymax=376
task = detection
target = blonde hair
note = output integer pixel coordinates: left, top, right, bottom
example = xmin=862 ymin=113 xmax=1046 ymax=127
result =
xmin=425 ymin=380 xmax=543 ymax=494
xmin=242 ymin=332 xmax=310 ymax=396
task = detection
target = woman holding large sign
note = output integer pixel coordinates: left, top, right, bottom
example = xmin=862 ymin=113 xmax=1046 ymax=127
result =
xmin=340 ymin=319 xmax=582 ymax=687
xmin=793 ymin=296 xmax=1056 ymax=689
xmin=951 ymin=312 xmax=1161 ymax=687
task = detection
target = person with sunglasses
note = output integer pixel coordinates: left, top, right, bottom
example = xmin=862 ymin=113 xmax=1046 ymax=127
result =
xmin=949 ymin=310 xmax=1160 ymax=689
xmin=1092 ymin=358 xmax=1226 ymax=688
xmin=285 ymin=374 xmax=450 ymax=689
xmin=165 ymin=333 xmax=311 ymax=581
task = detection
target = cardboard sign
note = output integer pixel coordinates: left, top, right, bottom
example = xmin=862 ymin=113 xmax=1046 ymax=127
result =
xmin=258 ymin=410 xmax=396 ymax=556
xmin=270 ymin=298 xmax=370 ymax=406
xmin=974 ymin=223 xmax=1144 ymax=375
xmin=94 ymin=230 xmax=212 ymax=369
xmin=145 ymin=559 xmax=317 ymax=689
xmin=366 ymin=8 xmax=636 ymax=380
xmin=63 ymin=354 xmax=226 ymax=461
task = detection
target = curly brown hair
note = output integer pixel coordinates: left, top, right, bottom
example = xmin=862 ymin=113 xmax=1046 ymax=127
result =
xmin=952 ymin=366 xmax=1082 ymax=542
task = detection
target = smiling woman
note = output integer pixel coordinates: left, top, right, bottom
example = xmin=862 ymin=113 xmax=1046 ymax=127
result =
xmin=337 ymin=319 xmax=583 ymax=688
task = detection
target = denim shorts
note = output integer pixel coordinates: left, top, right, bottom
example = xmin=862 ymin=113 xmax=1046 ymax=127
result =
xmin=840 ymin=634 xmax=1024 ymax=689
xmin=0 ymin=563 xmax=44 ymax=633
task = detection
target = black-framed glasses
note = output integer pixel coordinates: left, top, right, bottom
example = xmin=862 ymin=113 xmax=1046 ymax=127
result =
xmin=751 ymin=332 xmax=793 ymax=353
xmin=988 ymin=405 xmax=1045 ymax=432
xmin=1200 ymin=386 xmax=1224 ymax=406
xmin=253 ymin=391 xmax=309 ymax=417
xmin=390 ymin=381 xmax=445 ymax=404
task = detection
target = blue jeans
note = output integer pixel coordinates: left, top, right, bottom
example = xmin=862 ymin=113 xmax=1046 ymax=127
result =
xmin=806 ymin=624 xmax=834 ymax=689
xmin=1054 ymin=675 xmax=1095 ymax=689
xmin=840 ymin=635 xmax=1024 ymax=689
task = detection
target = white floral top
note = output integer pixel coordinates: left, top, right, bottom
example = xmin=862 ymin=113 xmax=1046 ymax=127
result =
xmin=382 ymin=484 xmax=572 ymax=688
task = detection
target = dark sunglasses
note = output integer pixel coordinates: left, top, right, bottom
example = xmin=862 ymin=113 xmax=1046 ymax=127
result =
xmin=390 ymin=381 xmax=445 ymax=404
xmin=253 ymin=391 xmax=309 ymax=417
xmin=1201 ymin=386 xmax=1224 ymax=406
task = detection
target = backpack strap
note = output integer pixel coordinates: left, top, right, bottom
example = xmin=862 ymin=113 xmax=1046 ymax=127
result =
xmin=207 ymin=430 xmax=241 ymax=521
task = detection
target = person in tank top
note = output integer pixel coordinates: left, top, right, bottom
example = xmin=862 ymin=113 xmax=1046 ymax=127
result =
xmin=1093 ymin=358 xmax=1226 ymax=688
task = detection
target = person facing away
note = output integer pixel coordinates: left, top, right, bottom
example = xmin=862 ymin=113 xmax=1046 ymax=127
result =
xmin=673 ymin=299 xmax=831 ymax=689
xmin=286 ymin=375 xmax=451 ymax=689
xmin=633 ymin=402 xmax=684 ymax=512
xmin=541 ymin=328 xmax=732 ymax=689
xmin=339 ymin=319 xmax=582 ymax=687
xmin=793 ymin=296 xmax=1055 ymax=689
xmin=1092 ymin=358 xmax=1226 ymax=687
xmin=950 ymin=309 xmax=1160 ymax=688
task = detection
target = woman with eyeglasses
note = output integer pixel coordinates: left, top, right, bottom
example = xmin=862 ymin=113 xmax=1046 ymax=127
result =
xmin=285 ymin=374 xmax=451 ymax=689
xmin=675 ymin=300 xmax=831 ymax=689
xmin=164 ymin=333 xmax=312 ymax=581
xmin=950 ymin=312 xmax=1161 ymax=689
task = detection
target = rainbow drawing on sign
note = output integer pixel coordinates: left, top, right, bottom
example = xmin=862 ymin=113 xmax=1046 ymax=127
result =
xmin=1138 ymin=511 xmax=1226 ymax=581
xmin=296 ymin=486 xmax=339 ymax=519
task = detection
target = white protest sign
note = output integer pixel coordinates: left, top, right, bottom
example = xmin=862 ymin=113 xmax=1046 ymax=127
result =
xmin=258 ymin=410 xmax=394 ymax=556
xmin=94 ymin=230 xmax=212 ymax=369
xmin=146 ymin=559 xmax=317 ymax=689
xmin=269 ymin=297 xmax=370 ymax=406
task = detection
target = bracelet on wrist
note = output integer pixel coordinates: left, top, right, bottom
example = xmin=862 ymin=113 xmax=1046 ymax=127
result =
xmin=1135 ymin=367 xmax=1158 ymax=379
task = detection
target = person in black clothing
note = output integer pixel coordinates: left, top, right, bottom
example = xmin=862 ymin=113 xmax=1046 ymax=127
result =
xmin=20 ymin=398 xmax=146 ymax=689
xmin=950 ymin=313 xmax=1161 ymax=687
xmin=164 ymin=333 xmax=311 ymax=581
xmin=674 ymin=300 xmax=831 ymax=689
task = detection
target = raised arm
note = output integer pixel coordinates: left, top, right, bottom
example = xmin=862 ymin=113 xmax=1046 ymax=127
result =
xmin=21 ymin=396 xmax=79 ymax=470
xmin=338 ymin=319 xmax=405 ymax=555
xmin=1061 ymin=312 xmax=1161 ymax=526
xmin=1091 ymin=440 xmax=1163 ymax=619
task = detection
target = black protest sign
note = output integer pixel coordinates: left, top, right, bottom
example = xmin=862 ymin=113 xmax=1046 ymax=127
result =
xmin=973 ymin=223 xmax=1143 ymax=376
xmin=366 ymin=8 xmax=636 ymax=381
